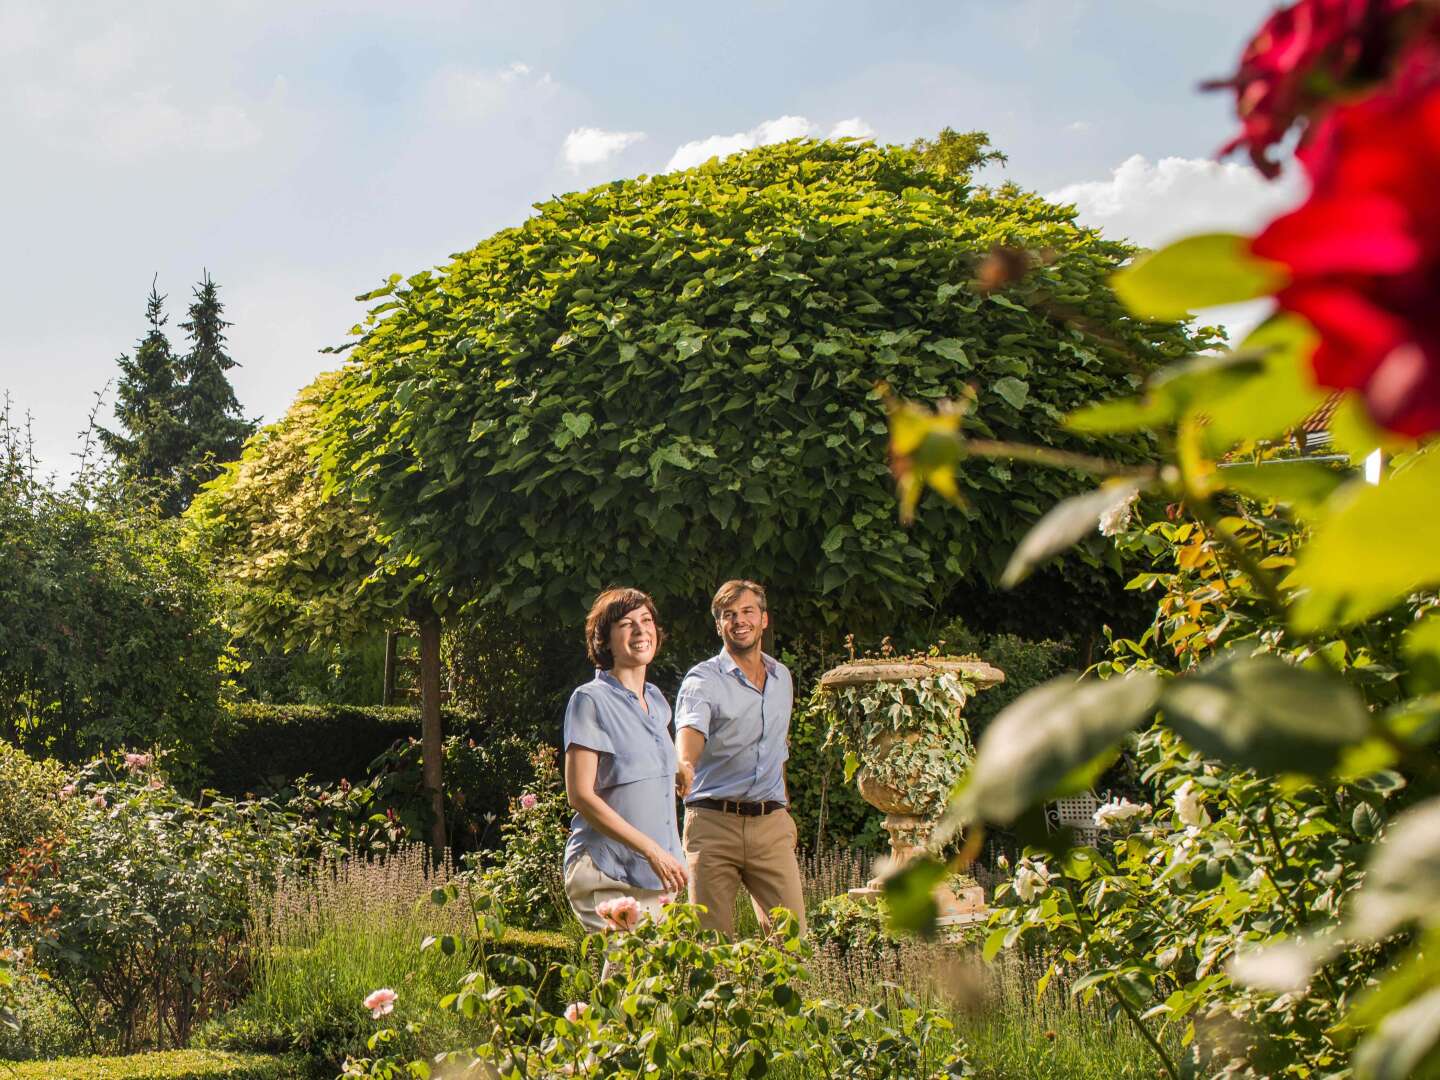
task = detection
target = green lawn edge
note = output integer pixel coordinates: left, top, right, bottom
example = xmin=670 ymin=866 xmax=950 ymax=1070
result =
xmin=2 ymin=1049 xmax=311 ymax=1079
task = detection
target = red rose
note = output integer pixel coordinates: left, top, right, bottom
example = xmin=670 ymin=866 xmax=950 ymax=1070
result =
xmin=1252 ymin=83 xmax=1440 ymax=436
xmin=1206 ymin=0 xmax=1434 ymax=177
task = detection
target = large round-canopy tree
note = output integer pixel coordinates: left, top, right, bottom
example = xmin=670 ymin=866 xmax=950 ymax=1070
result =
xmin=322 ymin=137 xmax=1205 ymax=642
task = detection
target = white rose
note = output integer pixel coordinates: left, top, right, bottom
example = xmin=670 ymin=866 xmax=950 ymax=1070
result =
xmin=1173 ymin=779 xmax=1207 ymax=829
xmin=1093 ymin=797 xmax=1151 ymax=830
xmin=1227 ymin=941 xmax=1316 ymax=994
xmin=1013 ymin=859 xmax=1052 ymax=903
xmin=1098 ymin=490 xmax=1140 ymax=537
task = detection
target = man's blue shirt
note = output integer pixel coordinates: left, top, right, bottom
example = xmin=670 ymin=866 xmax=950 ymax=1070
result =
xmin=562 ymin=669 xmax=683 ymax=891
xmin=674 ymin=649 xmax=793 ymax=805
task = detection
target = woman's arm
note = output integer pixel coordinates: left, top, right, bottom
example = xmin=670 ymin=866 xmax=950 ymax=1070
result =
xmin=565 ymin=746 xmax=688 ymax=893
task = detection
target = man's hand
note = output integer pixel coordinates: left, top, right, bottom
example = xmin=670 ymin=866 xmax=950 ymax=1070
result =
xmin=676 ymin=760 xmax=695 ymax=798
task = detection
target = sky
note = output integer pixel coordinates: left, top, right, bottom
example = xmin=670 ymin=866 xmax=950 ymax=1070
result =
xmin=0 ymin=0 xmax=1306 ymax=479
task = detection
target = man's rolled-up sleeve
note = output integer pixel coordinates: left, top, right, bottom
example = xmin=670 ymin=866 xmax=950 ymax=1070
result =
xmin=673 ymin=674 xmax=713 ymax=737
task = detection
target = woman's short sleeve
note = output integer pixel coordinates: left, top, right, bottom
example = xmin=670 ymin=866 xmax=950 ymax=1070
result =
xmin=563 ymin=689 xmax=614 ymax=755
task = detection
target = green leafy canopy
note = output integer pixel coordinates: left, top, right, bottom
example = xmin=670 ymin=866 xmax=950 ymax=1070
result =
xmin=321 ymin=138 xmax=1206 ymax=629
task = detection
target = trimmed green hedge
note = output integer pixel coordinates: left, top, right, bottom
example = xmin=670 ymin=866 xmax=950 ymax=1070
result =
xmin=198 ymin=703 xmax=483 ymax=794
xmin=3 ymin=1050 xmax=310 ymax=1079
xmin=491 ymin=927 xmax=578 ymax=1012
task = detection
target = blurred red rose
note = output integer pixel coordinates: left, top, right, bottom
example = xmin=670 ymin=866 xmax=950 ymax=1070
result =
xmin=1252 ymin=82 xmax=1440 ymax=436
xmin=1206 ymin=0 xmax=1437 ymax=177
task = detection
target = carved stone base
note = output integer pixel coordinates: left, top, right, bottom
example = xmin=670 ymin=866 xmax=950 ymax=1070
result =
xmin=849 ymin=873 xmax=986 ymax=920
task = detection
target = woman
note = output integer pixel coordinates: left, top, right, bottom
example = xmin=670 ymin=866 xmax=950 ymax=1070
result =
xmin=563 ymin=587 xmax=687 ymax=931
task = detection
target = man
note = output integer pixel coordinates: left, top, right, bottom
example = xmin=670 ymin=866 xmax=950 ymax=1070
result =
xmin=674 ymin=579 xmax=806 ymax=936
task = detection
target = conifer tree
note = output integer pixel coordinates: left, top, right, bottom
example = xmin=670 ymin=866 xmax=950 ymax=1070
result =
xmin=97 ymin=282 xmax=187 ymax=510
xmin=175 ymin=272 xmax=255 ymax=505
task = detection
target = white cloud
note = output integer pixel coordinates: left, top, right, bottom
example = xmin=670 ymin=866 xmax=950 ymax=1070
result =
xmin=1066 ymin=120 xmax=1092 ymax=135
xmin=665 ymin=113 xmax=873 ymax=171
xmin=1047 ymin=154 xmax=1307 ymax=343
xmin=829 ymin=116 xmax=875 ymax=139
xmin=562 ymin=126 xmax=645 ymax=169
xmin=1046 ymin=153 xmax=1304 ymax=250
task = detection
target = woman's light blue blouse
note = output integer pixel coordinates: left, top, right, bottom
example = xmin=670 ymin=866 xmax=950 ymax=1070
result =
xmin=562 ymin=670 xmax=683 ymax=891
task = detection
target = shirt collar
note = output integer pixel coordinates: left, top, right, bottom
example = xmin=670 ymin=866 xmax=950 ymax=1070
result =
xmin=595 ymin=668 xmax=656 ymax=701
xmin=716 ymin=648 xmax=776 ymax=679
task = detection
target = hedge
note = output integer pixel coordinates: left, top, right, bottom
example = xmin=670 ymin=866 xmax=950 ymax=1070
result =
xmin=3 ymin=1050 xmax=310 ymax=1079
xmin=198 ymin=703 xmax=484 ymax=795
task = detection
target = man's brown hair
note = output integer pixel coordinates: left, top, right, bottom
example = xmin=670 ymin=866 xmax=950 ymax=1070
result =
xmin=710 ymin=579 xmax=768 ymax=622
xmin=585 ymin=587 xmax=665 ymax=670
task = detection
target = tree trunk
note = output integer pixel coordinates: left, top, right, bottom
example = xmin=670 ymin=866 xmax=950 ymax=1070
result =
xmin=382 ymin=629 xmax=398 ymax=706
xmin=417 ymin=608 xmax=447 ymax=857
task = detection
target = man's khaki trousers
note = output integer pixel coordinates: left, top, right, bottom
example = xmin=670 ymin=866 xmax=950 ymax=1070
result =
xmin=682 ymin=805 xmax=806 ymax=937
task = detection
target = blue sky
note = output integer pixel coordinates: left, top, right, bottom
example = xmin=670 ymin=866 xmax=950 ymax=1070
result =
xmin=0 ymin=0 xmax=1302 ymax=476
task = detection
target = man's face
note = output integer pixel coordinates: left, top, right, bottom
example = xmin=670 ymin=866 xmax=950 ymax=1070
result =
xmin=609 ymin=604 xmax=657 ymax=669
xmin=716 ymin=590 xmax=768 ymax=654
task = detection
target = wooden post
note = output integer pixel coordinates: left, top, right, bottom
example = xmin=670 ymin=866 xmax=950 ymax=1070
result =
xmin=416 ymin=608 xmax=447 ymax=858
xmin=382 ymin=630 xmax=398 ymax=706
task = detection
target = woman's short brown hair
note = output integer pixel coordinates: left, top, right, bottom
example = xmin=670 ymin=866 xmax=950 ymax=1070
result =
xmin=585 ymin=587 xmax=665 ymax=670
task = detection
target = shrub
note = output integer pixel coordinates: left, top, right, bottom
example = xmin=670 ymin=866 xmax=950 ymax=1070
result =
xmin=0 ymin=741 xmax=77 ymax=871
xmin=353 ymin=896 xmax=967 ymax=1079
xmin=18 ymin=758 xmax=300 ymax=1053
xmin=1 ymin=1049 xmax=310 ymax=1079
xmin=0 ymin=414 xmax=226 ymax=771
xmin=473 ymin=744 xmax=572 ymax=929
xmin=196 ymin=703 xmax=484 ymax=796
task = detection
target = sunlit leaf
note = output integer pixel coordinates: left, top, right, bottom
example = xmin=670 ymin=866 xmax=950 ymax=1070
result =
xmin=1214 ymin=461 xmax=1346 ymax=517
xmin=1160 ymin=652 xmax=1370 ymax=775
xmin=1001 ymin=483 xmax=1142 ymax=587
xmin=1353 ymin=985 xmax=1440 ymax=1080
xmin=1112 ymin=233 xmax=1288 ymax=320
xmin=1288 ymin=447 xmax=1440 ymax=632
xmin=1350 ymin=797 xmax=1440 ymax=941
xmin=955 ymin=673 xmax=1163 ymax=824
xmin=882 ymin=855 xmax=947 ymax=937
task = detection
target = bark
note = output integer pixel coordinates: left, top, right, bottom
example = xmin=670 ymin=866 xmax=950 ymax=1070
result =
xmin=417 ymin=608 xmax=447 ymax=857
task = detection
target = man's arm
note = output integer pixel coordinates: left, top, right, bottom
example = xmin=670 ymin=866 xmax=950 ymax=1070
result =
xmin=676 ymin=727 xmax=705 ymax=797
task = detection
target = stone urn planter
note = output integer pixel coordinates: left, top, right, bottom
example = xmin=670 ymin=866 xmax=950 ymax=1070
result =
xmin=817 ymin=656 xmax=1004 ymax=922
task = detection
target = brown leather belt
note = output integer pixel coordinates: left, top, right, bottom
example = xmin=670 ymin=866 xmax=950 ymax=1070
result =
xmin=690 ymin=798 xmax=786 ymax=816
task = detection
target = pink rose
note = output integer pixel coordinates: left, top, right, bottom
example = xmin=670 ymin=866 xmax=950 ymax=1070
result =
xmin=148 ymin=777 xmax=165 ymax=790
xmin=90 ymin=794 xmax=106 ymax=809
xmin=59 ymin=784 xmax=76 ymax=800
xmin=123 ymin=752 xmax=152 ymax=772
xmin=519 ymin=793 xmax=538 ymax=811
xmin=563 ymin=1001 xmax=590 ymax=1023
xmin=595 ymin=895 xmax=641 ymax=931
xmin=363 ymin=988 xmax=397 ymax=1018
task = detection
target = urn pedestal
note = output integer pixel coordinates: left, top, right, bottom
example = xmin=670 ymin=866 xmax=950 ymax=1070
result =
xmin=819 ymin=658 xmax=1004 ymax=924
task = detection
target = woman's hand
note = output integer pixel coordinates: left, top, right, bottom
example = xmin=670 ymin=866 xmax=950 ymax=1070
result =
xmin=645 ymin=843 xmax=688 ymax=893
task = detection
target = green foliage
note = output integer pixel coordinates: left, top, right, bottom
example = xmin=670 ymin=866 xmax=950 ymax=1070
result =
xmin=196 ymin=702 xmax=482 ymax=797
xmin=816 ymin=665 xmax=977 ymax=818
xmin=0 ymin=741 xmax=76 ymax=871
xmin=174 ymin=273 xmax=256 ymax=508
xmin=987 ymin=723 xmax=1402 ymax=1078
xmin=322 ymin=138 xmax=1207 ymax=636
xmin=908 ymin=127 xmax=1008 ymax=178
xmin=809 ymin=894 xmax=905 ymax=962
xmin=96 ymin=283 xmax=189 ymax=513
xmin=1109 ymin=233 xmax=1287 ymax=320
xmin=0 ymin=411 xmax=226 ymax=771
xmin=473 ymin=745 xmax=572 ymax=928
xmin=18 ymin=758 xmax=301 ymax=1053
xmin=932 ymin=619 xmax=1075 ymax=741
xmin=355 ymin=896 xmax=967 ymax=1079
xmin=188 ymin=372 xmax=400 ymax=649
xmin=198 ymin=846 xmax=542 ymax=1071
xmin=1 ymin=1050 xmax=310 ymax=1079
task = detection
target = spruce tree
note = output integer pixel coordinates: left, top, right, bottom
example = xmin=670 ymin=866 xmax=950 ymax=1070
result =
xmin=175 ymin=272 xmax=255 ymax=506
xmin=97 ymin=282 xmax=187 ymax=510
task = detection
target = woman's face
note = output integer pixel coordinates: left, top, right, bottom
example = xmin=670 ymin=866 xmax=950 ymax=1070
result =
xmin=609 ymin=603 xmax=657 ymax=669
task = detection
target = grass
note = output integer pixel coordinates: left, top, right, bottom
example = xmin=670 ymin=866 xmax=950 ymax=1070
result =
xmin=792 ymin=844 xmax=1170 ymax=1080
xmin=0 ymin=1049 xmax=309 ymax=1079
xmin=198 ymin=844 xmax=511 ymax=1069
